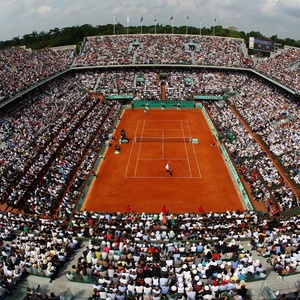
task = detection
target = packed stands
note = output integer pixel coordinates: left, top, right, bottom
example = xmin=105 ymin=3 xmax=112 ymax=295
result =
xmin=0 ymin=73 xmax=122 ymax=217
xmin=229 ymin=77 xmax=300 ymax=211
xmin=254 ymin=46 xmax=300 ymax=94
xmin=0 ymin=210 xmax=299 ymax=299
xmin=0 ymin=34 xmax=300 ymax=299
xmin=72 ymin=35 xmax=252 ymax=68
xmin=0 ymin=47 xmax=74 ymax=102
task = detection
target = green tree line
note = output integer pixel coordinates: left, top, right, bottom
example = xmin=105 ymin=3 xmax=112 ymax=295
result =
xmin=0 ymin=23 xmax=299 ymax=51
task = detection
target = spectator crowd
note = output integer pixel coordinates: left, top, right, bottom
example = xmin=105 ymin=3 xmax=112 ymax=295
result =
xmin=0 ymin=47 xmax=74 ymax=102
xmin=0 ymin=33 xmax=299 ymax=299
xmin=254 ymin=46 xmax=300 ymax=94
xmin=0 ymin=209 xmax=299 ymax=299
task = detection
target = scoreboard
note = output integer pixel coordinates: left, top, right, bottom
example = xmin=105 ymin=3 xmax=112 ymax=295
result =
xmin=249 ymin=37 xmax=275 ymax=52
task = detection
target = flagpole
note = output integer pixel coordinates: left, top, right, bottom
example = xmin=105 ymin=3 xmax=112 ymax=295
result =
xmin=172 ymin=17 xmax=174 ymax=34
xmin=199 ymin=17 xmax=202 ymax=36
xmin=127 ymin=16 xmax=129 ymax=35
xmin=169 ymin=16 xmax=174 ymax=34
xmin=186 ymin=16 xmax=189 ymax=35
xmin=140 ymin=17 xmax=143 ymax=34
xmin=154 ymin=15 xmax=157 ymax=34
xmin=113 ymin=17 xmax=116 ymax=35
xmin=213 ymin=17 xmax=215 ymax=36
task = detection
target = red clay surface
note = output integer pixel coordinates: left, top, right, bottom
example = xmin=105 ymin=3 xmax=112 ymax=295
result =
xmin=83 ymin=108 xmax=244 ymax=213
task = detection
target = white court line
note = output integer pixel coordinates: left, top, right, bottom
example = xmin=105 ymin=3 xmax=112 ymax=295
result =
xmin=143 ymin=128 xmax=184 ymax=131
xmin=134 ymin=136 xmax=190 ymax=139
xmin=126 ymin=176 xmax=201 ymax=179
xmin=186 ymin=120 xmax=202 ymax=178
xmin=143 ymin=119 xmax=187 ymax=122
xmin=181 ymin=120 xmax=192 ymax=177
xmin=134 ymin=120 xmax=146 ymax=177
xmin=138 ymin=158 xmax=187 ymax=161
xmin=162 ymin=129 xmax=164 ymax=160
xmin=125 ymin=120 xmax=141 ymax=178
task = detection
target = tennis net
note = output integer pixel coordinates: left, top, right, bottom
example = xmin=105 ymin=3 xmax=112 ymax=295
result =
xmin=134 ymin=136 xmax=192 ymax=143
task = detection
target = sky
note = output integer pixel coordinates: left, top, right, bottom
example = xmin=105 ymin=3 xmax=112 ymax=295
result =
xmin=0 ymin=0 xmax=299 ymax=42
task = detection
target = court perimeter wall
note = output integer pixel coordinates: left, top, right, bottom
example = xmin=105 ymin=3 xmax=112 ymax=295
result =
xmin=132 ymin=99 xmax=221 ymax=109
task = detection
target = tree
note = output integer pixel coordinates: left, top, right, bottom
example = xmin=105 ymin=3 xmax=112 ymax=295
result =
xmin=49 ymin=28 xmax=60 ymax=36
xmin=1 ymin=23 xmax=300 ymax=50
xmin=247 ymin=31 xmax=264 ymax=38
xmin=12 ymin=36 xmax=21 ymax=47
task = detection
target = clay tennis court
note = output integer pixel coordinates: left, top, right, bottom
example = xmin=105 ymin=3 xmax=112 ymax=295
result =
xmin=83 ymin=108 xmax=244 ymax=213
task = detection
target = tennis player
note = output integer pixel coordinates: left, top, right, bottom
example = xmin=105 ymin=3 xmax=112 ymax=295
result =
xmin=143 ymin=106 xmax=148 ymax=115
xmin=165 ymin=162 xmax=171 ymax=177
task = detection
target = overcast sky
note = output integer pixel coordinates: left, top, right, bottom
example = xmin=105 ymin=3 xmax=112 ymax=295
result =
xmin=0 ymin=0 xmax=299 ymax=42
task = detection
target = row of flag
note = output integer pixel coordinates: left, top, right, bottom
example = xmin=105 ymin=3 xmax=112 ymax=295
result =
xmin=114 ymin=16 xmax=216 ymax=23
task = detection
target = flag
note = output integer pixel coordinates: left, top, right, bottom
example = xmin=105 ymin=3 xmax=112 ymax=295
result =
xmin=214 ymin=18 xmax=216 ymax=22
xmin=170 ymin=16 xmax=173 ymax=20
xmin=127 ymin=16 xmax=130 ymax=22
xmin=140 ymin=16 xmax=143 ymax=22
xmin=186 ymin=16 xmax=189 ymax=20
xmin=114 ymin=17 xmax=118 ymax=23
xmin=154 ymin=15 xmax=157 ymax=22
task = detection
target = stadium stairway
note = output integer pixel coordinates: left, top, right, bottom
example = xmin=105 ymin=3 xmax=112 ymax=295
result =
xmin=241 ymin=243 xmax=299 ymax=299
xmin=23 ymin=242 xmax=92 ymax=299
